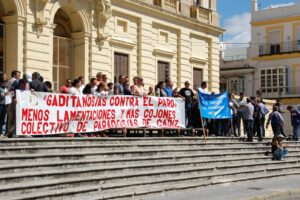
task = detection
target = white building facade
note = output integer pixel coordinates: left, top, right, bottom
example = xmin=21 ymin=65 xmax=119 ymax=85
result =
xmin=0 ymin=0 xmax=223 ymax=92
xmin=249 ymin=0 xmax=300 ymax=100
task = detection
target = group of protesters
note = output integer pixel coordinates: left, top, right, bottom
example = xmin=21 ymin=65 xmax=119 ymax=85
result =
xmin=0 ymin=70 xmax=299 ymax=142
xmin=0 ymin=70 xmax=203 ymax=138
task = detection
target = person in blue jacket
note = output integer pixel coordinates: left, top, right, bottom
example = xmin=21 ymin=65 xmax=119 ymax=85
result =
xmin=287 ymin=106 xmax=300 ymax=141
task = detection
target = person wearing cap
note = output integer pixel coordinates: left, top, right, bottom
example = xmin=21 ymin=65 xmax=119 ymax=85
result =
xmin=266 ymin=106 xmax=285 ymax=137
xmin=271 ymin=134 xmax=288 ymax=161
xmin=287 ymin=106 xmax=300 ymax=141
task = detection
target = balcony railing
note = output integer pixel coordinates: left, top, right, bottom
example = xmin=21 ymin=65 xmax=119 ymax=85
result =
xmin=259 ymin=86 xmax=300 ymax=99
xmin=139 ymin=0 xmax=219 ymax=26
xmin=259 ymin=41 xmax=300 ymax=56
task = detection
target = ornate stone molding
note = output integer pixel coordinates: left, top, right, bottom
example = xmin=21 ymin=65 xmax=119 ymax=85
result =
xmin=33 ymin=0 xmax=48 ymax=38
xmin=95 ymin=0 xmax=112 ymax=50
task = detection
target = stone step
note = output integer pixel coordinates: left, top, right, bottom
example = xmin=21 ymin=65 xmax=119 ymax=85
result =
xmin=0 ymin=149 xmax=279 ymax=164
xmin=3 ymin=166 xmax=300 ymax=200
xmin=0 ymin=148 xmax=298 ymax=165
xmin=0 ymin=137 xmax=296 ymax=146
xmin=0 ymin=156 xmax=299 ymax=187
xmin=0 ymin=153 xmax=298 ymax=175
xmin=0 ymin=155 xmax=300 ymax=174
xmin=0 ymin=145 xmax=292 ymax=155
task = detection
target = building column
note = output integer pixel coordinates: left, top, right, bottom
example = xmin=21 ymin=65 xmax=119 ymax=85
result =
xmin=2 ymin=15 xmax=25 ymax=75
xmin=71 ymin=32 xmax=91 ymax=83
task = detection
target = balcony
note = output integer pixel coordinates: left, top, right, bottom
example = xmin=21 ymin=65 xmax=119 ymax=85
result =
xmin=140 ymin=0 xmax=219 ymax=26
xmin=260 ymin=86 xmax=300 ymax=99
xmin=259 ymin=41 xmax=300 ymax=56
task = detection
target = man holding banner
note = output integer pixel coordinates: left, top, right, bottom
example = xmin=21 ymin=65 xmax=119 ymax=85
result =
xmin=198 ymin=91 xmax=232 ymax=137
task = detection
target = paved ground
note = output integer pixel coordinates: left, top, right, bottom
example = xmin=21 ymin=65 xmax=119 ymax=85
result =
xmin=143 ymin=175 xmax=300 ymax=200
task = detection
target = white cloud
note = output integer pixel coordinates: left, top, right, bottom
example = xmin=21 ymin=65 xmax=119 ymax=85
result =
xmin=263 ymin=2 xmax=295 ymax=9
xmin=223 ymin=12 xmax=251 ymax=49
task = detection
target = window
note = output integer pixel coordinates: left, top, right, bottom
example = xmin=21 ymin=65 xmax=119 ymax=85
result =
xmin=193 ymin=68 xmax=203 ymax=91
xmin=268 ymin=30 xmax=281 ymax=54
xmin=296 ymin=26 xmax=300 ymax=51
xmin=114 ymin=53 xmax=129 ymax=83
xmin=157 ymin=61 xmax=170 ymax=82
xmin=226 ymin=79 xmax=244 ymax=94
xmin=53 ymin=9 xmax=74 ymax=91
xmin=260 ymin=67 xmax=287 ymax=94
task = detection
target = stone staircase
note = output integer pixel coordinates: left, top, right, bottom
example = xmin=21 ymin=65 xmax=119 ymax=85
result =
xmin=0 ymin=137 xmax=299 ymax=200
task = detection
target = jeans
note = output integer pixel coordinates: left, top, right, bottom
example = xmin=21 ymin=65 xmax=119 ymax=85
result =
xmin=272 ymin=148 xmax=288 ymax=160
xmin=253 ymin=117 xmax=262 ymax=139
xmin=185 ymin=103 xmax=192 ymax=127
xmin=0 ymin=104 xmax=7 ymax=135
xmin=293 ymin=125 xmax=300 ymax=141
xmin=245 ymin=119 xmax=254 ymax=141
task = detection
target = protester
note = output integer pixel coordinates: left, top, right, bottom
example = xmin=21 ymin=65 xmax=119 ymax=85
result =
xmin=271 ymin=134 xmax=288 ymax=161
xmin=130 ymin=76 xmax=138 ymax=93
xmin=8 ymin=70 xmax=21 ymax=91
xmin=274 ymin=99 xmax=286 ymax=137
xmin=82 ymin=84 xmax=92 ymax=95
xmin=60 ymin=79 xmax=72 ymax=94
xmin=107 ymin=82 xmax=114 ymax=95
xmin=266 ymin=106 xmax=285 ymax=137
xmin=147 ymin=86 xmax=155 ymax=96
xmin=155 ymin=81 xmax=167 ymax=97
xmin=259 ymin=99 xmax=269 ymax=137
xmin=44 ymin=81 xmax=53 ymax=92
xmin=132 ymin=77 xmax=145 ymax=96
xmin=179 ymin=81 xmax=194 ymax=126
xmin=69 ymin=79 xmax=83 ymax=95
xmin=15 ymin=72 xmax=32 ymax=90
xmin=198 ymin=81 xmax=208 ymax=94
xmin=95 ymin=82 xmax=108 ymax=96
xmin=251 ymin=97 xmax=263 ymax=141
xmin=164 ymin=79 xmax=173 ymax=97
xmin=78 ymin=76 xmax=85 ymax=92
xmin=96 ymin=72 xmax=103 ymax=85
xmin=229 ymin=93 xmax=239 ymax=137
xmin=236 ymin=92 xmax=247 ymax=136
xmin=30 ymin=72 xmax=48 ymax=92
xmin=287 ymin=106 xmax=300 ymax=141
xmin=114 ymin=75 xmax=125 ymax=95
xmin=0 ymin=72 xmax=8 ymax=137
xmin=123 ymin=80 xmax=132 ymax=95
xmin=243 ymin=98 xmax=254 ymax=142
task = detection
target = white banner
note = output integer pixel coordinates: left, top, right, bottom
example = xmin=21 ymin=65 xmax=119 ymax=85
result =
xmin=16 ymin=90 xmax=186 ymax=135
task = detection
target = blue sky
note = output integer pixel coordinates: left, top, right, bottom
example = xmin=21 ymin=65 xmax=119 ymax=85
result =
xmin=217 ymin=0 xmax=298 ymax=48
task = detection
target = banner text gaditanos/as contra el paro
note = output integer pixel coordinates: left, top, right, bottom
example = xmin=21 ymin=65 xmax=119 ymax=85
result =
xmin=16 ymin=90 xmax=186 ymax=136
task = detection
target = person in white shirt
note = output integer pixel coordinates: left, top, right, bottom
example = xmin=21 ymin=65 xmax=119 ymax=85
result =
xmin=198 ymin=81 xmax=208 ymax=94
xmin=69 ymin=79 xmax=83 ymax=95
xmin=242 ymin=98 xmax=255 ymax=142
xmin=78 ymin=76 xmax=85 ymax=93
